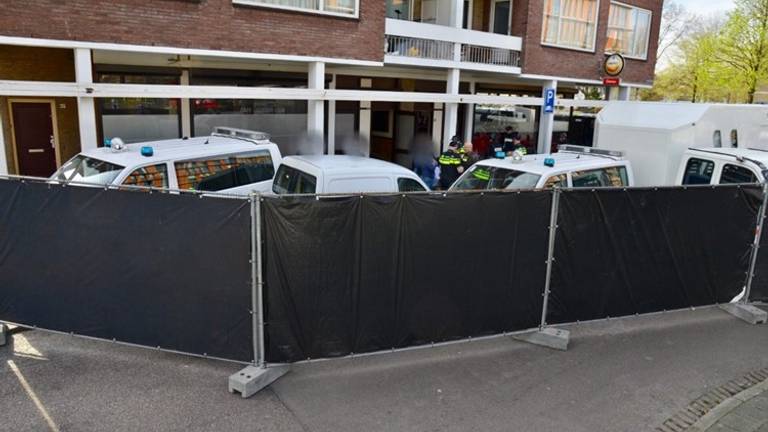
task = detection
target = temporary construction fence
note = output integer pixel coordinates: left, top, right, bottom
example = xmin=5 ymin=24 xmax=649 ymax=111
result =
xmin=0 ymin=176 xmax=766 ymax=397
xmin=0 ymin=177 xmax=254 ymax=363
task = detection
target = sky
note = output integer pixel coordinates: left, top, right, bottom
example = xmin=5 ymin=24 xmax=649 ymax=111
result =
xmin=675 ymin=0 xmax=735 ymax=15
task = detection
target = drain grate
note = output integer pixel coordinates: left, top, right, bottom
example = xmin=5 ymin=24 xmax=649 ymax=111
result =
xmin=657 ymin=368 xmax=768 ymax=432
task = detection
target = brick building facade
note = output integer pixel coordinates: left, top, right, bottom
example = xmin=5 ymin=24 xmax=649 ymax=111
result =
xmin=0 ymin=0 xmax=663 ymax=177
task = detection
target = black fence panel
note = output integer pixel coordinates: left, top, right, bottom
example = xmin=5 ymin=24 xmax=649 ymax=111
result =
xmin=549 ymin=186 xmax=759 ymax=324
xmin=263 ymin=192 xmax=551 ymax=363
xmin=749 ymin=187 xmax=768 ymax=302
xmin=0 ymin=180 xmax=252 ymax=362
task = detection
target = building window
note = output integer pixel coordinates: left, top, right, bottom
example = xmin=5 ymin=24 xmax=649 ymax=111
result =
xmin=541 ymin=0 xmax=599 ymax=52
xmin=98 ymin=72 xmax=181 ymax=144
xmin=233 ymin=0 xmax=358 ymax=18
xmin=605 ymin=2 xmax=652 ymax=59
xmin=190 ymin=70 xmax=309 ymax=156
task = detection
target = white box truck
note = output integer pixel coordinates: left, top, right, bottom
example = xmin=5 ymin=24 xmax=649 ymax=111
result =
xmin=594 ymin=102 xmax=768 ymax=186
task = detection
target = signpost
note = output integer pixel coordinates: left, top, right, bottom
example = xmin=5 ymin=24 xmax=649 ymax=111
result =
xmin=544 ymin=88 xmax=556 ymax=114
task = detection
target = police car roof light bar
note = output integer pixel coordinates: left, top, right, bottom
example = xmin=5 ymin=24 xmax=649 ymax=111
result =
xmin=213 ymin=127 xmax=271 ymax=142
xmin=558 ymin=145 xmax=624 ymax=159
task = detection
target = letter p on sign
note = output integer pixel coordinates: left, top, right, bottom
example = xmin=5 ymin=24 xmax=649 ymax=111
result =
xmin=544 ymin=88 xmax=555 ymax=114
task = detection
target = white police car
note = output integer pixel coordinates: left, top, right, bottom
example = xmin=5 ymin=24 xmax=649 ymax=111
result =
xmin=450 ymin=145 xmax=635 ymax=191
xmin=51 ymin=127 xmax=282 ymax=194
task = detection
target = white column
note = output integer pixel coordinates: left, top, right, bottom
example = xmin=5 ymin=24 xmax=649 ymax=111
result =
xmin=537 ymin=80 xmax=557 ymax=155
xmin=463 ymin=81 xmax=476 ymax=143
xmin=359 ymin=101 xmax=371 ymax=155
xmin=74 ymin=48 xmax=98 ymax=150
xmin=618 ymin=86 xmax=631 ymax=101
xmin=0 ymin=114 xmax=8 ymax=175
xmin=359 ymin=78 xmax=372 ymax=157
xmin=307 ymin=62 xmax=325 ymax=137
xmin=450 ymin=0 xmax=463 ymax=28
xmin=180 ymin=70 xmax=192 ymax=138
xmin=442 ymin=68 xmax=460 ymax=151
xmin=432 ymin=103 xmax=444 ymax=155
xmin=327 ymin=74 xmax=336 ymax=155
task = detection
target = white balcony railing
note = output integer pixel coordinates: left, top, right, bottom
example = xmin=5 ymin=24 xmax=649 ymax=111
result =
xmin=384 ymin=18 xmax=522 ymax=72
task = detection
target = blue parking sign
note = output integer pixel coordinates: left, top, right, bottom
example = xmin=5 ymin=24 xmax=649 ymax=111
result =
xmin=544 ymin=88 xmax=555 ymax=114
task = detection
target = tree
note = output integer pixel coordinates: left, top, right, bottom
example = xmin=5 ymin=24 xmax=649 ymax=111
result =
xmin=716 ymin=0 xmax=768 ymax=103
xmin=656 ymin=0 xmax=699 ymax=65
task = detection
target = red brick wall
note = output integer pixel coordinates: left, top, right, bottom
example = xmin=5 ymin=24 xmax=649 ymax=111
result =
xmin=519 ymin=0 xmax=662 ymax=85
xmin=0 ymin=0 xmax=385 ymax=62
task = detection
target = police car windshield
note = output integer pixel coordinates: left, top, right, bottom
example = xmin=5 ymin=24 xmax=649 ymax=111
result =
xmin=452 ymin=165 xmax=541 ymax=191
xmin=53 ymin=155 xmax=125 ymax=185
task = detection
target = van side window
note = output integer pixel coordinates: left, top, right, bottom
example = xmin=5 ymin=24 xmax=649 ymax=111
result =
xmin=682 ymin=158 xmax=715 ymax=185
xmin=543 ymin=174 xmax=567 ymax=189
xmin=571 ymin=166 xmax=628 ymax=188
xmin=398 ymin=178 xmax=426 ymax=192
xmin=720 ymin=164 xmax=757 ymax=184
xmin=272 ymin=164 xmax=317 ymax=194
xmin=122 ymin=164 xmax=168 ymax=188
xmin=713 ymin=130 xmax=722 ymax=148
xmin=174 ymin=151 xmax=274 ymax=191
xmin=730 ymin=129 xmax=738 ymax=148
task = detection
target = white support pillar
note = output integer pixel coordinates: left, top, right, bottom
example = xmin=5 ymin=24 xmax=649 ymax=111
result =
xmin=307 ymin=62 xmax=325 ymax=138
xmin=537 ymin=80 xmax=557 ymax=155
xmin=180 ymin=70 xmax=192 ymax=138
xmin=359 ymin=101 xmax=371 ymax=153
xmin=359 ymin=78 xmax=372 ymax=157
xmin=463 ymin=81 xmax=476 ymax=143
xmin=442 ymin=68 xmax=460 ymax=151
xmin=450 ymin=0 xmax=463 ymax=28
xmin=432 ymin=103 xmax=444 ymax=155
xmin=618 ymin=86 xmax=631 ymax=101
xmin=74 ymin=48 xmax=98 ymax=150
xmin=327 ymin=74 xmax=336 ymax=155
xmin=0 ymin=113 xmax=8 ymax=175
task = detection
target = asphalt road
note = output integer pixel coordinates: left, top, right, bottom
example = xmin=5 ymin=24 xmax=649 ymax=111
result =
xmin=1 ymin=306 xmax=767 ymax=432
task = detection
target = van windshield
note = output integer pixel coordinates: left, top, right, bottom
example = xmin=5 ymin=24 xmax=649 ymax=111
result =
xmin=272 ymin=164 xmax=317 ymax=194
xmin=451 ymin=165 xmax=541 ymax=191
xmin=52 ymin=155 xmax=125 ymax=185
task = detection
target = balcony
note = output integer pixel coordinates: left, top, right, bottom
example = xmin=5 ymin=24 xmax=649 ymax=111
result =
xmin=384 ymin=18 xmax=522 ymax=73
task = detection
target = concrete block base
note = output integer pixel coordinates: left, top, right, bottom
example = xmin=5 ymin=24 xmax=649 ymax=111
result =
xmin=720 ymin=303 xmax=767 ymax=325
xmin=0 ymin=323 xmax=7 ymax=347
xmin=513 ymin=327 xmax=570 ymax=351
xmin=228 ymin=364 xmax=289 ymax=398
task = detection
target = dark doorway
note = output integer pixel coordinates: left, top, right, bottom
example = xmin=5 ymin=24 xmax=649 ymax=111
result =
xmin=11 ymin=101 xmax=57 ymax=177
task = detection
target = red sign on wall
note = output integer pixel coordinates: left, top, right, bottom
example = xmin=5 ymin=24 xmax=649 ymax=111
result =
xmin=603 ymin=77 xmax=622 ymax=87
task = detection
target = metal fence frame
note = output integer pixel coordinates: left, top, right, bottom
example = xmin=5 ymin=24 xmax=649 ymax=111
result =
xmin=0 ymin=175 xmax=766 ymax=396
xmin=250 ymin=182 xmax=768 ymax=369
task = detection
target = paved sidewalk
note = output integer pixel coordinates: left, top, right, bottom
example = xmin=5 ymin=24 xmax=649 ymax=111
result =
xmin=697 ymin=380 xmax=768 ymax=432
xmin=1 ymin=306 xmax=768 ymax=431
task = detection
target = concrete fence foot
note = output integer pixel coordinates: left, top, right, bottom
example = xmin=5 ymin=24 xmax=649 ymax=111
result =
xmin=720 ymin=303 xmax=767 ymax=325
xmin=513 ymin=327 xmax=570 ymax=351
xmin=228 ymin=364 xmax=290 ymax=398
xmin=0 ymin=323 xmax=8 ymax=347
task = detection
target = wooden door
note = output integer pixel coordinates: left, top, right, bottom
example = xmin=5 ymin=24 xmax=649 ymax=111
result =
xmin=11 ymin=102 xmax=57 ymax=177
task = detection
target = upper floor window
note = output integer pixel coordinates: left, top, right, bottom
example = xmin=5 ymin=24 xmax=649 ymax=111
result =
xmin=605 ymin=2 xmax=652 ymax=60
xmin=541 ymin=0 xmax=599 ymax=52
xmin=233 ymin=0 xmax=358 ymax=18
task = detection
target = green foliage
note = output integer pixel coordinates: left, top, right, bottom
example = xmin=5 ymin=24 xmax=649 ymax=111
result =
xmin=644 ymin=0 xmax=768 ymax=103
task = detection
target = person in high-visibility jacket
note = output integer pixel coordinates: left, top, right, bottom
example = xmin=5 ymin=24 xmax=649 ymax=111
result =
xmin=438 ymin=136 xmax=468 ymax=189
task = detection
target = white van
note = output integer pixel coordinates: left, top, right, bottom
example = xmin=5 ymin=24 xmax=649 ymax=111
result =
xmin=51 ymin=127 xmax=282 ymax=194
xmin=272 ymin=155 xmax=429 ymax=194
xmin=677 ymin=148 xmax=768 ymax=185
xmin=594 ymin=101 xmax=768 ymax=187
xmin=450 ymin=146 xmax=634 ymax=191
